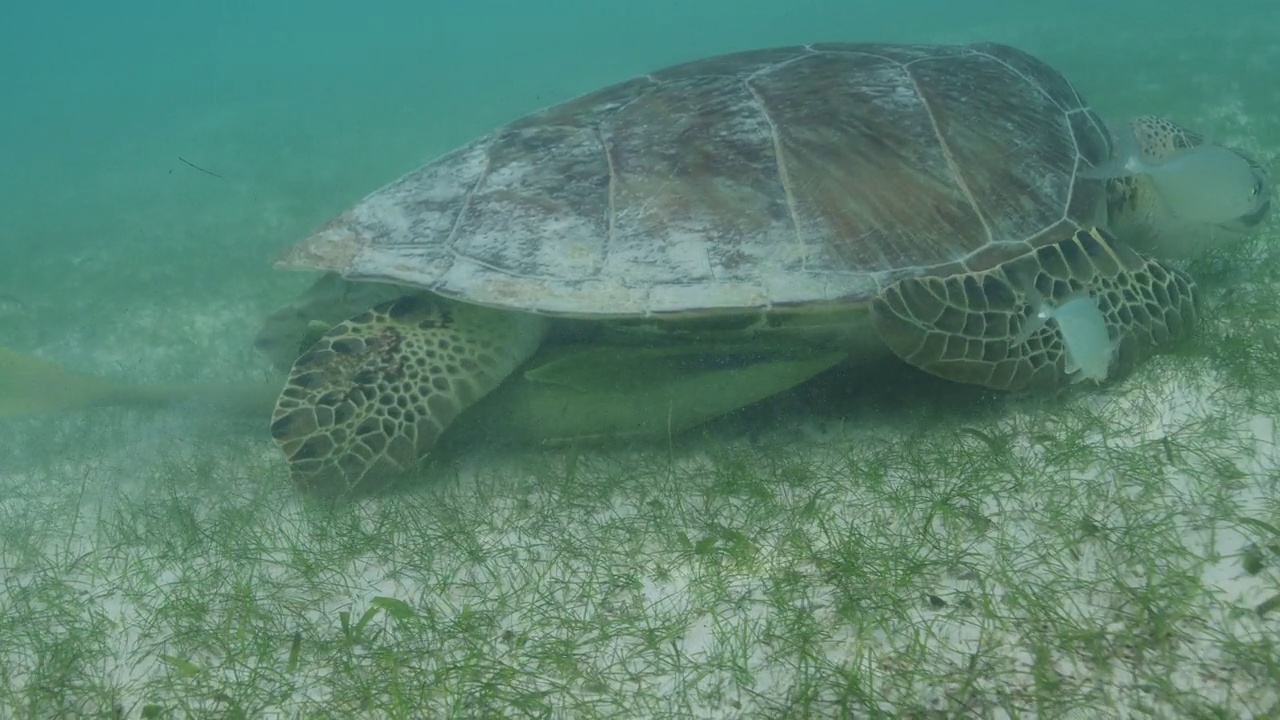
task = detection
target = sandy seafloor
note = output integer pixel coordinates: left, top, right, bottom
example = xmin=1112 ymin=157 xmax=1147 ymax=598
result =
xmin=2 ymin=5 xmax=1280 ymax=719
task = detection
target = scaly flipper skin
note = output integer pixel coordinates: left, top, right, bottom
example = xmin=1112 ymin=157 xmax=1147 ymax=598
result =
xmin=870 ymin=227 xmax=1200 ymax=393
xmin=270 ymin=294 xmax=547 ymax=495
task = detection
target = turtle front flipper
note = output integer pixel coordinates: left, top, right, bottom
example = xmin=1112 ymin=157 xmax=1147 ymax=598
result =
xmin=270 ymin=294 xmax=548 ymax=494
xmin=869 ymin=227 xmax=1200 ymax=393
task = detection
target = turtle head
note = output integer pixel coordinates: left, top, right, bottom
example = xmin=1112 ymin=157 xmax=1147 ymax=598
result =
xmin=1104 ymin=115 xmax=1271 ymax=258
xmin=254 ymin=273 xmax=404 ymax=373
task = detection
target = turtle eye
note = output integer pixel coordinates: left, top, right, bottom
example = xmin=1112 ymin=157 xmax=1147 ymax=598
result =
xmin=1251 ymin=179 xmax=1264 ymax=198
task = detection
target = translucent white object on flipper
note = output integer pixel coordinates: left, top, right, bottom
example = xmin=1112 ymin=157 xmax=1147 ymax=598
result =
xmin=1015 ymin=292 xmax=1118 ymax=384
xmin=1083 ymin=126 xmax=1266 ymax=226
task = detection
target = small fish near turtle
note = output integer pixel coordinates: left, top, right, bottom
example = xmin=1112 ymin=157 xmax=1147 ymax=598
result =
xmin=0 ymin=42 xmax=1271 ymax=496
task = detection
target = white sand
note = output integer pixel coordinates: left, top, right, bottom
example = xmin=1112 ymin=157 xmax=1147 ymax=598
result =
xmin=3 ymin=342 xmax=1279 ymax=717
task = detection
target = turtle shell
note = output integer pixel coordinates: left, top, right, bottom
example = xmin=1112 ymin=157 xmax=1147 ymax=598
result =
xmin=276 ymin=42 xmax=1113 ymax=318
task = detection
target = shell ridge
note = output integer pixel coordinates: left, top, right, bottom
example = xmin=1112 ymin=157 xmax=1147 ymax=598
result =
xmin=596 ymin=124 xmax=617 ymax=277
xmin=903 ymin=61 xmax=996 ymax=246
xmin=742 ymin=76 xmax=803 ymax=262
xmin=444 ymin=135 xmax=495 ymax=261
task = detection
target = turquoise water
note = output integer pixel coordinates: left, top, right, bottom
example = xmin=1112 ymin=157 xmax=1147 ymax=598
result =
xmin=2 ymin=1 xmax=1279 ymax=716
xmin=1 ymin=1 xmax=1275 ymax=363
xmin=2 ymin=0 xmax=1275 ymax=404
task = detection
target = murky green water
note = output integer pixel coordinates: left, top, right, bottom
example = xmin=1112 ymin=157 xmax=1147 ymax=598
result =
xmin=1 ymin=2 xmax=1278 ymax=717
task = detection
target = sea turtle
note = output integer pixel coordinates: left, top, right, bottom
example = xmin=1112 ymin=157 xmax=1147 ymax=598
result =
xmin=240 ymin=41 xmax=1270 ymax=495
xmin=0 ymin=42 xmax=1269 ymax=494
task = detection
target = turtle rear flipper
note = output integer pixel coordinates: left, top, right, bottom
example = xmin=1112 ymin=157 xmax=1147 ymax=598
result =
xmin=870 ymin=227 xmax=1200 ymax=393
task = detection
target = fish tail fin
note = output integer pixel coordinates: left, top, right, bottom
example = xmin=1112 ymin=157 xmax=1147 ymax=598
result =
xmin=0 ymin=347 xmax=278 ymax=418
xmin=1083 ymin=120 xmax=1149 ymax=180
xmin=1080 ymin=157 xmax=1139 ymax=181
xmin=0 ymin=347 xmax=177 ymax=417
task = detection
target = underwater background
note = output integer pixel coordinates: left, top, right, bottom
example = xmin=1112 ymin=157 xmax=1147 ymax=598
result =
xmin=2 ymin=0 xmax=1279 ymax=717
